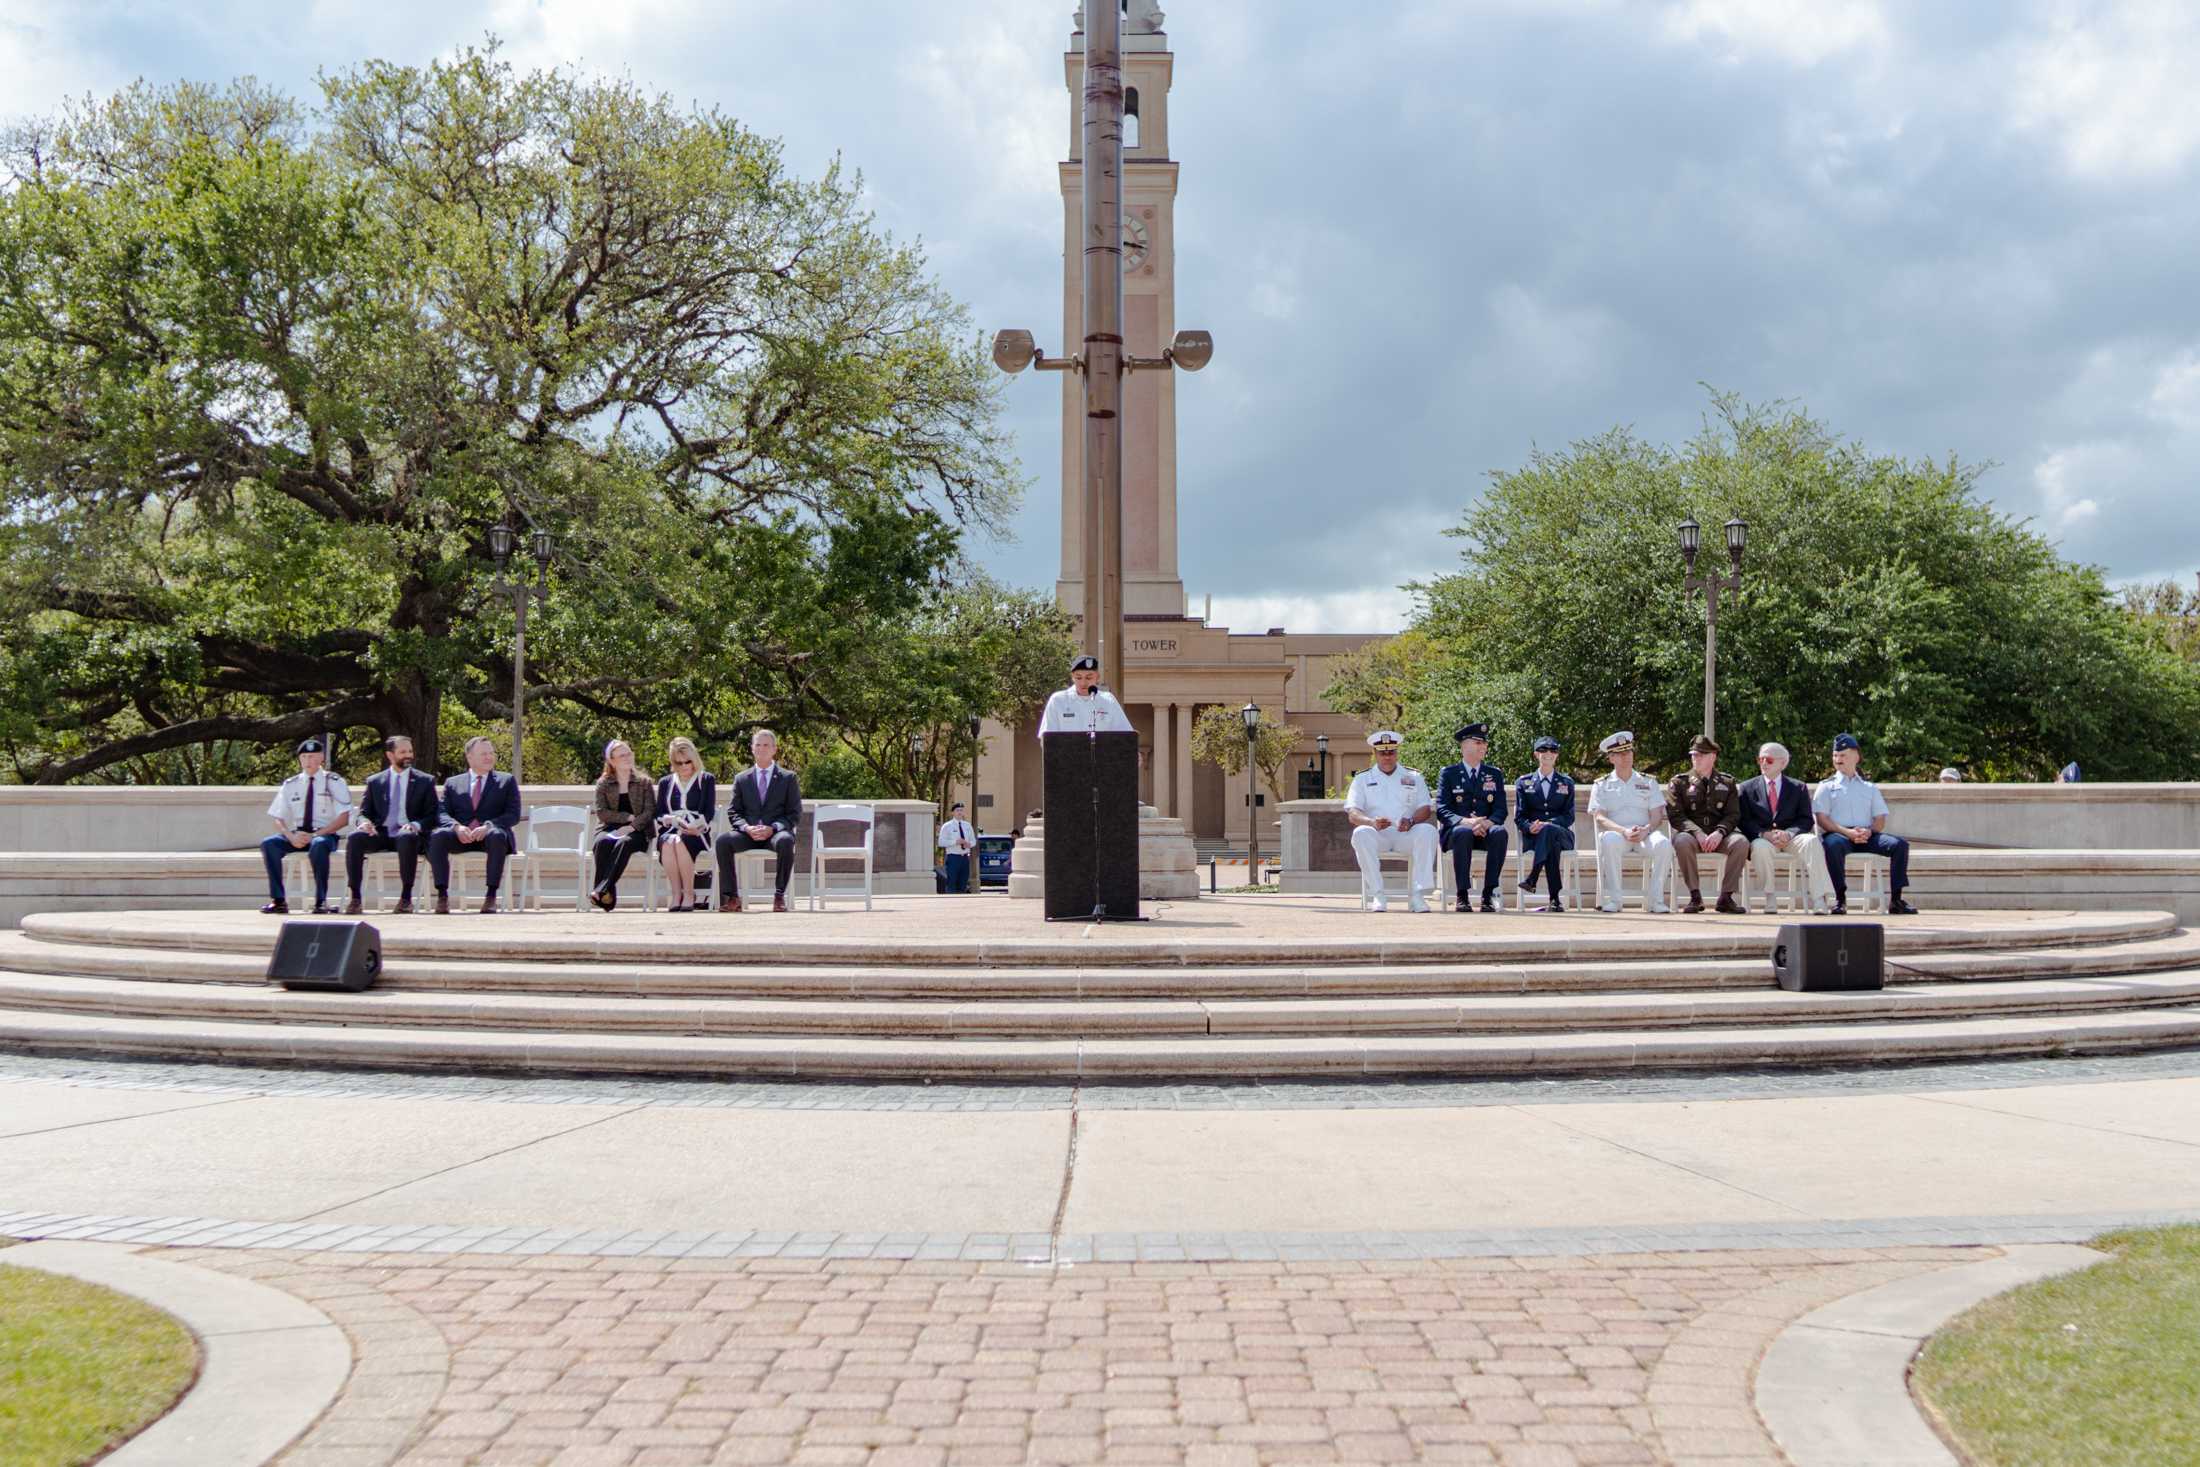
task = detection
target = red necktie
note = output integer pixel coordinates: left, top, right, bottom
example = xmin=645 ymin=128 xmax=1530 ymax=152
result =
xmin=470 ymin=775 xmax=482 ymax=812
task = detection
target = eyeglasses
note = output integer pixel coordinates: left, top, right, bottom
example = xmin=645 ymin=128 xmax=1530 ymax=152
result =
xmin=672 ymin=758 xmax=693 ymax=767
xmin=1757 ymin=756 xmax=1779 ymax=763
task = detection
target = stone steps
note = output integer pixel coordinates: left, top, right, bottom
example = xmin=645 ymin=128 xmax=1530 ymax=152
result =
xmin=3 ymin=1002 xmax=2199 ymax=1078
xmin=15 ymin=907 xmax=2176 ymax=968
xmin=3 ymin=928 xmax=2199 ymax=998
xmin=2 ymin=964 xmax=2198 ymax=1039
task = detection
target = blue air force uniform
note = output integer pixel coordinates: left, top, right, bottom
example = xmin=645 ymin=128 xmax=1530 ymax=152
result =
xmin=1512 ymin=741 xmax=1576 ymax=904
xmin=1436 ymin=723 xmax=1507 ymax=907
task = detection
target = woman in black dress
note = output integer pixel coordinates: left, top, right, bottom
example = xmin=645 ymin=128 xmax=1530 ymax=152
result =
xmin=654 ymin=736 xmax=717 ymax=912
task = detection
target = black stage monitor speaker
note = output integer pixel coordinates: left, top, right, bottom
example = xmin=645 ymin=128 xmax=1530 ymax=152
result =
xmin=1772 ymin=922 xmax=1884 ymax=992
xmin=269 ymin=921 xmax=381 ymax=992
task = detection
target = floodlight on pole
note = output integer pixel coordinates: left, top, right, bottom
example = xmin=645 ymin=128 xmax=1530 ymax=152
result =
xmin=987 ymin=0 xmax=1212 ymax=701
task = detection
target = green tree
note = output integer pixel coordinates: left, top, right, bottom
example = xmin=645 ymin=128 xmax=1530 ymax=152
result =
xmin=1190 ymin=704 xmax=1304 ymax=806
xmin=1323 ymin=629 xmax=1440 ymax=730
xmin=0 ymin=48 xmax=1016 ymax=782
xmin=2124 ymin=577 xmax=2200 ymax=663
xmin=1404 ymin=395 xmax=2200 ymax=782
xmin=809 ymin=576 xmax=1074 ymax=808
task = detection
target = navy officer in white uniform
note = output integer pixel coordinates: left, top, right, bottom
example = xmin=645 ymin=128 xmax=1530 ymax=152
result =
xmin=1588 ymin=729 xmax=1675 ymax=914
xmin=1345 ymin=730 xmax=1440 ymax=913
xmin=1036 ymin=653 xmax=1134 ymax=737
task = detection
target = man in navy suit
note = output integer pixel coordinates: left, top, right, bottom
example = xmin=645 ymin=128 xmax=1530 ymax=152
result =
xmin=1435 ymin=722 xmax=1507 ymax=913
xmin=1738 ymin=740 xmax=1832 ymax=914
xmin=717 ymin=728 xmax=802 ymax=912
xmin=427 ymin=735 xmax=523 ymax=913
xmin=1512 ymin=735 xmax=1576 ymax=911
xmin=343 ymin=734 xmax=439 ymax=914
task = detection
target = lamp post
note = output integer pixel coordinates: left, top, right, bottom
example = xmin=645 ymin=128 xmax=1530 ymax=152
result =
xmin=1240 ymin=702 xmax=1261 ymax=886
xmin=1679 ymin=515 xmax=1746 ymax=742
xmin=488 ymin=523 xmax=553 ymax=789
xmin=990 ymin=0 xmax=1212 ymax=699
xmin=967 ymin=713 xmax=983 ymax=892
xmin=1316 ymin=733 xmax=1330 ymax=796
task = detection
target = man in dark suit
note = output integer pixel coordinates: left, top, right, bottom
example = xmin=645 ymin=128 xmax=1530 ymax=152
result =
xmin=344 ymin=734 xmax=439 ymax=914
xmin=428 ymin=735 xmax=523 ymax=914
xmin=1738 ymin=739 xmax=1832 ymax=914
xmin=1512 ymin=735 xmax=1576 ymax=912
xmin=1435 ymin=722 xmax=1507 ymax=913
xmin=717 ymin=728 xmax=802 ymax=912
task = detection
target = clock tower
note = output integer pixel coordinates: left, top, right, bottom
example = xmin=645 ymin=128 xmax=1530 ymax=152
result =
xmin=1057 ymin=1 xmax=1184 ymax=618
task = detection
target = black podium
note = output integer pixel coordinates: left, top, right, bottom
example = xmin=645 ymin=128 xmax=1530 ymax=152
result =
xmin=1042 ymin=730 xmax=1142 ymax=921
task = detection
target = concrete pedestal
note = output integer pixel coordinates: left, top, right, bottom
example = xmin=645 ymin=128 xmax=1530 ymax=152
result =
xmin=1008 ymin=806 xmax=1199 ymax=902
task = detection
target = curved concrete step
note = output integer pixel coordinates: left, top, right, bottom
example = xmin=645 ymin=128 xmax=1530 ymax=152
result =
xmin=2 ymin=1002 xmax=2199 ymax=1078
xmin=2 ymin=965 xmax=2198 ymax=1038
xmin=18 ymin=907 xmax=2177 ymax=969
xmin=6 ymin=926 xmax=2193 ymax=1000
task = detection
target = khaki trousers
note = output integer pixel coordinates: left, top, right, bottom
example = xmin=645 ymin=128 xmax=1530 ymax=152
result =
xmin=1673 ymin=830 xmax=1749 ymax=898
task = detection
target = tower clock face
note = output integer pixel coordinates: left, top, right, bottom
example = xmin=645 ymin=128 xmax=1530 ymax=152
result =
xmin=1123 ymin=213 xmax=1150 ymax=271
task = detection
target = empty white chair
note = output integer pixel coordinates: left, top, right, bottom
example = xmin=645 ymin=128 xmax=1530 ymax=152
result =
xmin=809 ymin=803 xmax=875 ymax=911
xmin=518 ymin=805 xmax=591 ymax=912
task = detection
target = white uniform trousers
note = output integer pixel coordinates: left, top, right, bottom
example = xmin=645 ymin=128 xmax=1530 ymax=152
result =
xmin=1749 ymin=833 xmax=1833 ymax=912
xmin=1350 ymin=823 xmax=1440 ymax=903
xmin=1594 ymin=829 xmax=1675 ymax=912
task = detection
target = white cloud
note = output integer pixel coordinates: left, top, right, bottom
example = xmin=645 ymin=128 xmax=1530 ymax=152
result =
xmin=2147 ymin=347 xmax=2200 ymax=430
xmin=1202 ymin=587 xmax=1420 ymax=635
xmin=2004 ymin=0 xmax=2200 ymax=182
xmin=1658 ymin=0 xmax=1889 ymax=66
xmin=2031 ymin=440 xmax=2135 ymax=527
xmin=1485 ymin=284 xmax=1626 ymax=392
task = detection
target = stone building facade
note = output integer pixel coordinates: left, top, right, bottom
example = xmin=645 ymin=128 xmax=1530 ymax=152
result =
xmin=961 ymin=6 xmax=1391 ymax=847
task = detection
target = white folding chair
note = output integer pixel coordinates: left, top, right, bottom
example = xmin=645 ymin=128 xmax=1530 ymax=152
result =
xmin=519 ymin=805 xmax=591 ymax=912
xmin=809 ymin=802 xmax=875 ymax=911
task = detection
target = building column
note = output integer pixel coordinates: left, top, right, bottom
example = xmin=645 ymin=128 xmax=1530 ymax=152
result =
xmin=1175 ymin=703 xmax=1196 ymax=825
xmin=1154 ymin=703 xmax=1174 ymax=816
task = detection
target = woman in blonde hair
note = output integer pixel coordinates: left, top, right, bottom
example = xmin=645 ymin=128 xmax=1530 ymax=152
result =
xmin=588 ymin=740 xmax=656 ymax=911
xmin=654 ymin=736 xmax=717 ymax=912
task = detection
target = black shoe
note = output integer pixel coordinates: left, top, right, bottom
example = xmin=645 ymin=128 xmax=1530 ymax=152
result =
xmin=1715 ymin=895 xmax=1745 ymax=915
xmin=1454 ymin=897 xmax=1471 ymax=913
xmin=1888 ymin=897 xmax=1918 ymax=915
xmin=589 ymin=884 xmax=616 ymax=912
xmin=1518 ymin=868 xmax=1540 ymax=893
xmin=1829 ymin=900 xmax=1847 ymax=916
xmin=311 ymin=902 xmax=337 ymax=916
xmin=259 ymin=899 xmax=288 ymax=915
xmin=1480 ymin=894 xmax=1499 ymax=913
xmin=1683 ymin=891 xmax=1706 ymax=914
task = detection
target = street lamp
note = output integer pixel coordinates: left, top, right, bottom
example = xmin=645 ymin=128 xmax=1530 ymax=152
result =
xmin=488 ymin=521 xmax=554 ymax=789
xmin=1241 ymin=703 xmax=1261 ymax=886
xmin=967 ymin=713 xmax=983 ymax=893
xmin=1315 ymin=733 xmax=1330 ymax=795
xmin=990 ymin=0 xmax=1212 ymax=700
xmin=1680 ymin=514 xmax=1746 ymax=742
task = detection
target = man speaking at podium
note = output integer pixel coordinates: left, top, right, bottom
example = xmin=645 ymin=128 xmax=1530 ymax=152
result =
xmin=1036 ymin=653 xmax=1138 ymax=920
xmin=1037 ymin=654 xmax=1133 ymax=736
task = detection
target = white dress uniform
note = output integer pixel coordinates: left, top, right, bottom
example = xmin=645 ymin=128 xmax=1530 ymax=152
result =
xmin=1035 ymin=685 xmax=1134 ymax=737
xmin=266 ymin=767 xmax=353 ymax=832
xmin=1344 ymin=751 xmax=1439 ymax=912
xmin=1588 ymin=762 xmax=1675 ymax=914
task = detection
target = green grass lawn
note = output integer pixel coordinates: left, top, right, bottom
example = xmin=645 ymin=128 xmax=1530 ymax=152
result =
xmin=0 ymin=1256 xmax=200 ymax=1467
xmin=1913 ymin=1225 xmax=2200 ymax=1466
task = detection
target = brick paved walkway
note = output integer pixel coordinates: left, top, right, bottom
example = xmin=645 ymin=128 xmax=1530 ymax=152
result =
xmin=158 ymin=1243 xmax=1985 ymax=1467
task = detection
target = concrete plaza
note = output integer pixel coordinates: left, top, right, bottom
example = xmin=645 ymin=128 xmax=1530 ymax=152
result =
xmin=5 ymin=1045 xmax=2200 ymax=1465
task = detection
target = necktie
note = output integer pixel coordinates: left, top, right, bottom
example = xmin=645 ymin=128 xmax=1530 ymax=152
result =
xmin=1771 ymin=777 xmax=1781 ymax=814
xmin=303 ymin=776 xmax=315 ymax=832
xmin=470 ymin=774 xmax=482 ymax=813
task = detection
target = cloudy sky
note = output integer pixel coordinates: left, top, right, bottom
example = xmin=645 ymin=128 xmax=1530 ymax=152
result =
xmin=8 ymin=0 xmax=2199 ymax=630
